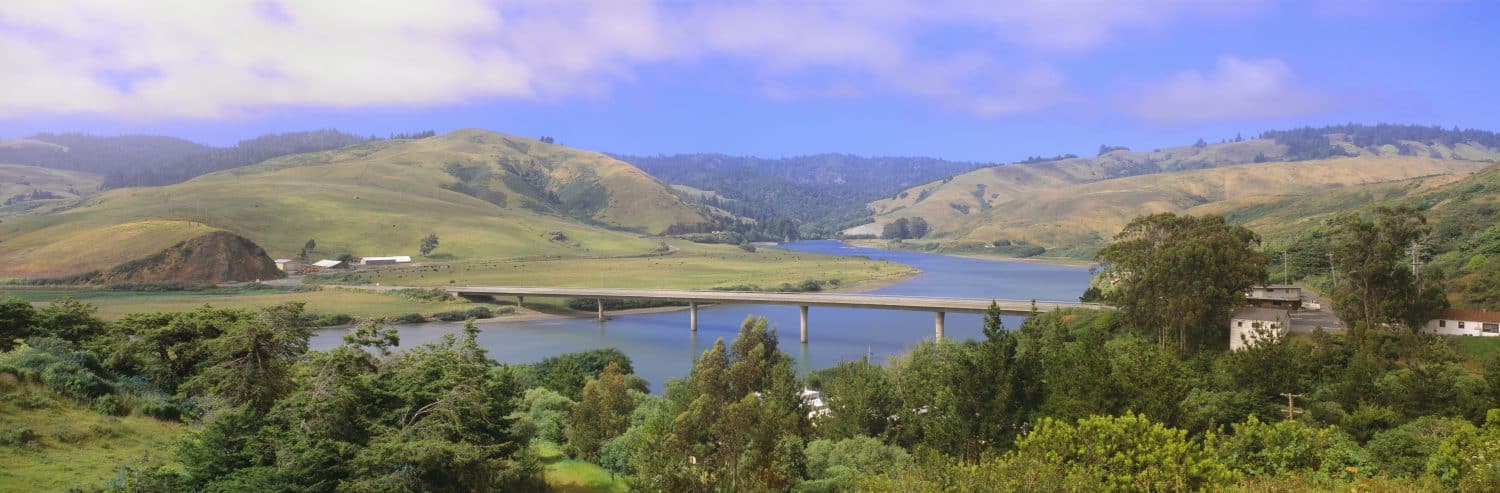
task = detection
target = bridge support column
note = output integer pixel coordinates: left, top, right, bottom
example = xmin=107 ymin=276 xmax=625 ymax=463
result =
xmin=517 ymin=296 xmax=524 ymax=310
xmin=935 ymin=311 xmax=945 ymax=341
xmin=689 ymin=302 xmax=699 ymax=331
xmin=800 ymin=305 xmax=809 ymax=343
xmin=597 ymin=299 xmax=604 ymax=322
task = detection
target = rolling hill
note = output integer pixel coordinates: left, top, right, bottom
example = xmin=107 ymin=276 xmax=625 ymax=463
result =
xmin=0 ymin=129 xmax=713 ymax=279
xmin=860 ymin=125 xmax=1500 ymax=259
xmin=0 ymin=164 xmax=102 ymax=215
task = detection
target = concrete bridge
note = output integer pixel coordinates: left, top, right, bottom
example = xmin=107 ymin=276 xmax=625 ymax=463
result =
xmin=446 ymin=286 xmax=1108 ymax=342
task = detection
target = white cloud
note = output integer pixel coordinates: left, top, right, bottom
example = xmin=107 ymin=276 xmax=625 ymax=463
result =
xmin=0 ymin=0 xmax=1253 ymax=120
xmin=1127 ymin=56 xmax=1327 ymax=123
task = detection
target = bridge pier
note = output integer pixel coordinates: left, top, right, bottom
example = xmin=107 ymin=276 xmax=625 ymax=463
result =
xmin=597 ymin=299 xmax=604 ymax=322
xmin=689 ymin=302 xmax=699 ymax=331
xmin=800 ymin=305 xmax=809 ymax=343
xmin=935 ymin=311 xmax=945 ymax=341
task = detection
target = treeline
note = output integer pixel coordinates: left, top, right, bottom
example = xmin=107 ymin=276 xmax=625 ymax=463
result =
xmin=619 ymin=153 xmax=982 ymax=237
xmin=1260 ymin=123 xmax=1500 ymax=161
xmin=0 ymin=130 xmax=374 ymax=189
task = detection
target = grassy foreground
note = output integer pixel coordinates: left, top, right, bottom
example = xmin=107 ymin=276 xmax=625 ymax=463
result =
xmin=535 ymin=441 xmax=630 ymax=493
xmin=0 ymin=380 xmax=184 ymax=492
xmin=0 ymin=287 xmax=501 ymax=321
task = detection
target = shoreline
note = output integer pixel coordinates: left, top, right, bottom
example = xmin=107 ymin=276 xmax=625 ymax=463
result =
xmin=839 ymin=239 xmax=1096 ymax=269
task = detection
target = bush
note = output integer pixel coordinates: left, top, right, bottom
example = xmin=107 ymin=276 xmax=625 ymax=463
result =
xmin=1367 ymin=416 xmax=1471 ymax=477
xmin=0 ymin=425 xmax=39 ymax=447
xmin=301 ymin=313 xmax=354 ymax=327
xmin=433 ymin=306 xmax=494 ymax=322
xmin=565 ymin=298 xmax=687 ymax=311
xmin=0 ymin=337 xmax=112 ymax=401
xmin=392 ymin=313 xmax=428 ymax=324
xmin=1007 ymin=413 xmax=1234 ymax=491
xmin=391 ymin=288 xmax=451 ymax=303
xmin=1210 ymin=415 xmax=1371 ymax=482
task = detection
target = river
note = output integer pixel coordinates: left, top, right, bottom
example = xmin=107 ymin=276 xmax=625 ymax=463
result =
xmin=309 ymin=240 xmax=1094 ymax=391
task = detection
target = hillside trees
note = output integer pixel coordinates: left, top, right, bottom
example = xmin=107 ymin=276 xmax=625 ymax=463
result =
xmin=1329 ymin=206 xmax=1448 ymax=332
xmin=0 ymin=297 xmax=38 ymax=351
xmin=881 ymin=217 xmax=929 ymax=239
xmin=1095 ymin=213 xmax=1268 ymax=353
xmin=420 ymin=233 xmax=440 ymax=257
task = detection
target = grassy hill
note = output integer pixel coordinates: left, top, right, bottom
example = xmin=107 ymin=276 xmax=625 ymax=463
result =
xmin=863 ymin=127 xmax=1500 ymax=260
xmin=0 ymin=164 xmax=101 ymax=215
xmin=0 ymin=129 xmax=713 ymax=279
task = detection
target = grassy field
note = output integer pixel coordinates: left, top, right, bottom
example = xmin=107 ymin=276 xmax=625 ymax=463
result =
xmin=0 ymin=163 xmax=101 ymax=211
xmin=0 ymin=381 xmax=184 ymax=492
xmin=534 ymin=441 xmax=630 ymax=493
xmin=0 ymin=130 xmax=710 ymax=279
xmin=331 ymin=240 xmax=915 ymax=291
xmin=1 ymin=240 xmax=914 ymax=320
xmin=0 ymin=286 xmax=500 ymax=320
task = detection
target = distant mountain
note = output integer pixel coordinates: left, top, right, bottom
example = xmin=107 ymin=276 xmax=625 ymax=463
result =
xmin=0 ymin=129 xmax=712 ymax=279
xmin=861 ymin=124 xmax=1500 ymax=258
xmin=615 ymin=153 xmax=983 ymax=235
xmin=0 ymin=130 xmax=371 ymax=189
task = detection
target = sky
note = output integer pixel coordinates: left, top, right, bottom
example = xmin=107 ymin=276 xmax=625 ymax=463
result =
xmin=1 ymin=0 xmax=1497 ymax=162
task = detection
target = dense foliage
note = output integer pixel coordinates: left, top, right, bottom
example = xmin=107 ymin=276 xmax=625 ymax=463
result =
xmin=1096 ymin=213 xmax=1269 ymax=353
xmin=1261 ymin=123 xmax=1500 ymax=161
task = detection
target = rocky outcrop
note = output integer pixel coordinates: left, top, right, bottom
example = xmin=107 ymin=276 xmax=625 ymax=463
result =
xmin=94 ymin=231 xmax=285 ymax=284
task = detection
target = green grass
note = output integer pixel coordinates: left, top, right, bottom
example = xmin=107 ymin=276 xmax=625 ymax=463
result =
xmin=534 ymin=441 xmax=629 ymax=493
xmin=338 ymin=240 xmax=915 ymax=291
xmin=0 ymin=380 xmax=184 ymax=492
xmin=1453 ymin=336 xmax=1500 ymax=363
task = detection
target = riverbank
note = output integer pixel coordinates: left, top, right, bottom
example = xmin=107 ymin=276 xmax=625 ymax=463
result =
xmin=841 ymin=239 xmax=1095 ymax=268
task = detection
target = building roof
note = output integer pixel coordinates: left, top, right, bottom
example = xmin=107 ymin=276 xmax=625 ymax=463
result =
xmin=312 ymin=259 xmax=344 ymax=268
xmin=361 ymin=256 xmax=412 ymax=263
xmin=1436 ymin=309 xmax=1500 ymax=324
xmin=274 ymin=259 xmax=293 ymax=263
xmin=1233 ymin=307 xmax=1290 ymax=321
xmin=1256 ymin=284 xmax=1301 ymax=290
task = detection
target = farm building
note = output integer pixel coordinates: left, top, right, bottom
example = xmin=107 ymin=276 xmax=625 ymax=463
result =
xmin=1246 ymin=284 xmax=1302 ymax=310
xmin=1425 ymin=309 xmax=1500 ymax=336
xmin=1230 ymin=307 xmax=1290 ymax=351
xmin=273 ymin=259 xmax=298 ymax=272
xmin=312 ymin=259 xmax=347 ymax=270
xmin=360 ymin=256 xmax=412 ymax=266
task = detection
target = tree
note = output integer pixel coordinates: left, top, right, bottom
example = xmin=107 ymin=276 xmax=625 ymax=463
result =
xmin=420 ymin=233 xmax=440 ymax=257
xmin=304 ymin=238 xmax=316 ymax=253
xmin=882 ymin=218 xmax=909 ymax=239
xmin=813 ymin=358 xmax=899 ymax=440
xmin=1095 ymin=213 xmax=1268 ymax=354
xmin=907 ymin=217 xmax=929 ymax=239
xmin=1008 ymin=413 xmax=1234 ymax=491
xmin=0 ymin=296 xmax=38 ymax=351
xmin=569 ymin=361 xmax=637 ymax=461
xmin=1329 ymin=206 xmax=1448 ymax=333
xmin=183 ymin=303 xmax=312 ymax=412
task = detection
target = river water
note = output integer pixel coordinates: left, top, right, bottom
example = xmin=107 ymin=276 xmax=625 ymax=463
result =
xmin=310 ymin=240 xmax=1094 ymax=391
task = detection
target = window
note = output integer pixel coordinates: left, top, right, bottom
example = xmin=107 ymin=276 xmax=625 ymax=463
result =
xmin=1486 ymin=323 xmax=1499 ymax=334
xmin=1459 ymin=321 xmax=1466 ymax=329
xmin=1237 ymin=321 xmax=1243 ymax=327
xmin=1439 ymin=320 xmax=1447 ymax=328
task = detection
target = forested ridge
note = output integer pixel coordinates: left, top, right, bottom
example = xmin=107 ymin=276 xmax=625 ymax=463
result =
xmin=618 ymin=153 xmax=982 ymax=237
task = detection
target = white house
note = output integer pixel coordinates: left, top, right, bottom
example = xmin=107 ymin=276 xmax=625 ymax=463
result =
xmin=1425 ymin=309 xmax=1500 ymax=336
xmin=801 ymin=389 xmax=831 ymax=420
xmin=273 ymin=259 xmax=296 ymax=272
xmin=1230 ymin=307 xmax=1290 ymax=351
xmin=360 ymin=256 xmax=413 ymax=266
xmin=312 ymin=259 xmax=346 ymax=269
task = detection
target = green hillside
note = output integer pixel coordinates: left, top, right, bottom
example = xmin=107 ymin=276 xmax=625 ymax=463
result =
xmin=0 ymin=129 xmax=713 ymax=279
xmin=0 ymin=164 xmax=101 ymax=215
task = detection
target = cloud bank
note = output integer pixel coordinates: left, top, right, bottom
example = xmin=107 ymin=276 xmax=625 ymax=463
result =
xmin=0 ymin=0 xmax=1313 ymax=122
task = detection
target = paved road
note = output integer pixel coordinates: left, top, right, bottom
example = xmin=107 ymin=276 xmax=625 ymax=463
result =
xmin=447 ymin=286 xmax=1108 ymax=315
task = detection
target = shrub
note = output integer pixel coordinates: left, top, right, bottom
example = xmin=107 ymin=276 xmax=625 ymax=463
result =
xmin=433 ymin=306 xmax=494 ymax=322
xmin=1367 ymin=416 xmax=1471 ymax=477
xmin=1007 ymin=413 xmax=1234 ymax=491
xmin=391 ymin=288 xmax=450 ymax=303
xmin=0 ymin=425 xmax=39 ymax=447
xmin=1210 ymin=415 xmax=1371 ymax=482
xmin=392 ymin=313 xmax=428 ymax=324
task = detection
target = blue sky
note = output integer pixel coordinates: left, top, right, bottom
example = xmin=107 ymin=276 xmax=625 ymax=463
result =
xmin=1 ymin=0 xmax=1497 ymax=162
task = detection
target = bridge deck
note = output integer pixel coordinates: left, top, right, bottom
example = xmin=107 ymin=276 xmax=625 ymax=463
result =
xmin=446 ymin=286 xmax=1103 ymax=314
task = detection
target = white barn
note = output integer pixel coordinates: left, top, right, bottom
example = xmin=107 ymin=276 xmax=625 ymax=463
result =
xmin=360 ymin=256 xmax=413 ymax=266
xmin=1230 ymin=307 xmax=1290 ymax=351
xmin=1425 ymin=309 xmax=1500 ymax=336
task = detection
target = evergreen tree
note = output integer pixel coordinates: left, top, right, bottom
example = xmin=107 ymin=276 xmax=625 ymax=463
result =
xmin=569 ymin=362 xmax=637 ymax=461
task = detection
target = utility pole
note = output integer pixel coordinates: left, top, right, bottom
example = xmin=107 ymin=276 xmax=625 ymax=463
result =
xmin=1283 ymin=250 xmax=1290 ymax=284
xmin=1280 ymin=393 xmax=1302 ymax=421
